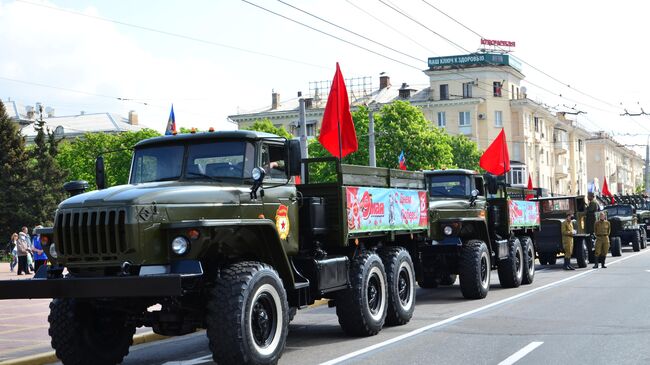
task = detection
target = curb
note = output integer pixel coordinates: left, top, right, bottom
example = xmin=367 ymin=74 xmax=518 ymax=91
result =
xmin=0 ymin=332 xmax=167 ymax=365
xmin=0 ymin=301 xmax=327 ymax=365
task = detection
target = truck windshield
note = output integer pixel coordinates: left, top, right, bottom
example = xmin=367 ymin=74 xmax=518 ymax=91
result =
xmin=604 ymin=206 xmax=632 ymax=216
xmin=427 ymin=175 xmax=470 ymax=197
xmin=130 ymin=141 xmax=254 ymax=184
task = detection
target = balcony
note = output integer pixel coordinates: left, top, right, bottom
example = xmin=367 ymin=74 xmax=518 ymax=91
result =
xmin=555 ymin=164 xmax=568 ymax=177
xmin=554 ymin=140 xmax=569 ymax=155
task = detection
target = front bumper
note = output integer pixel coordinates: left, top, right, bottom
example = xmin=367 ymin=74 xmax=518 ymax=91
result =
xmin=0 ymin=260 xmax=203 ymax=300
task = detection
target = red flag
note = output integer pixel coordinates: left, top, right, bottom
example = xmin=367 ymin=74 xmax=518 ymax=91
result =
xmin=602 ymin=176 xmax=614 ymax=204
xmin=318 ymin=63 xmax=358 ymax=158
xmin=479 ymin=128 xmax=510 ymax=175
xmin=525 ymin=174 xmax=534 ymax=200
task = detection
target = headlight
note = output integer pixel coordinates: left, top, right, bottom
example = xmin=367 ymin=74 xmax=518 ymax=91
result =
xmin=443 ymin=226 xmax=453 ymax=236
xmin=171 ymin=236 xmax=189 ymax=255
xmin=252 ymin=167 xmax=264 ymax=181
xmin=49 ymin=243 xmax=58 ymax=259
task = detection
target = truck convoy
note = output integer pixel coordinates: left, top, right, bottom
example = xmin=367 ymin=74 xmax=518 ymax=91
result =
xmin=0 ymin=131 xmax=603 ymax=365
xmin=419 ymin=169 xmax=539 ymax=299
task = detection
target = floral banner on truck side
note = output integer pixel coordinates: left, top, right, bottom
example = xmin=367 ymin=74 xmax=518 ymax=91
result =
xmin=346 ymin=186 xmax=428 ymax=233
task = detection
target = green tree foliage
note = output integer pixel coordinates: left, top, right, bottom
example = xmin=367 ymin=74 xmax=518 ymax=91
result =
xmin=28 ymin=118 xmax=68 ymax=225
xmin=57 ymin=129 xmax=161 ymax=189
xmin=244 ymin=119 xmax=292 ymax=139
xmin=0 ymin=101 xmax=33 ymax=240
xmin=448 ymin=133 xmax=482 ymax=170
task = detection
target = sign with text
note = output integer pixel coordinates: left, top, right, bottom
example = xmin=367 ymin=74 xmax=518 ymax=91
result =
xmin=508 ymin=200 xmax=540 ymax=228
xmin=346 ymin=187 xmax=428 ymax=233
xmin=427 ymin=53 xmax=521 ymax=71
xmin=481 ymin=39 xmax=516 ymax=47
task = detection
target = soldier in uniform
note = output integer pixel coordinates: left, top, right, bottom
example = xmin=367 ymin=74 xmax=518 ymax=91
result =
xmin=585 ymin=192 xmax=599 ymax=235
xmin=561 ymin=213 xmax=576 ymax=270
xmin=593 ymin=212 xmax=611 ymax=268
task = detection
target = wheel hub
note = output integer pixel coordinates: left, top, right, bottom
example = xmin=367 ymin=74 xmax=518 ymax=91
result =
xmin=368 ymin=274 xmax=381 ymax=314
xmin=398 ymin=269 xmax=410 ymax=304
xmin=251 ymin=293 xmax=275 ymax=347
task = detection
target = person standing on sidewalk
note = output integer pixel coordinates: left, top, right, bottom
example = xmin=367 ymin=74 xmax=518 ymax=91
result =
xmin=21 ymin=227 xmax=34 ymax=272
xmin=16 ymin=232 xmax=31 ymax=275
xmin=31 ymin=225 xmax=47 ymax=273
xmin=593 ymin=212 xmax=611 ymax=269
xmin=561 ymin=213 xmax=576 ymax=270
xmin=7 ymin=233 xmax=18 ymax=272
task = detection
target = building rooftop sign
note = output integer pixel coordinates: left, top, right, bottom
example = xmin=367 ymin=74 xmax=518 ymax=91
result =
xmin=427 ymin=53 xmax=522 ymax=72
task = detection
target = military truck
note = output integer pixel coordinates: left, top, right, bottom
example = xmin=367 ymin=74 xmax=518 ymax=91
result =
xmin=0 ymin=131 xmax=431 ymax=365
xmin=613 ymin=195 xmax=649 ymax=248
xmin=418 ymin=169 xmax=539 ymax=300
xmin=602 ymin=203 xmax=642 ymax=255
xmin=532 ymin=196 xmax=594 ymax=267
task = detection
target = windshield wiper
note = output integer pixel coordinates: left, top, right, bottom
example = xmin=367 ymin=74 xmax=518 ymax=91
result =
xmin=187 ymin=172 xmax=224 ymax=182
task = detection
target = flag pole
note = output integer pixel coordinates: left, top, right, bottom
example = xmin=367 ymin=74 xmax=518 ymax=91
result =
xmin=336 ymin=75 xmax=343 ymax=160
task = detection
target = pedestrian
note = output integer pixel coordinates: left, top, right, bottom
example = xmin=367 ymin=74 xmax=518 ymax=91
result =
xmin=7 ymin=233 xmax=18 ymax=272
xmin=31 ymin=225 xmax=47 ymax=273
xmin=585 ymin=192 xmax=599 ymax=235
xmin=21 ymin=227 xmax=34 ymax=272
xmin=593 ymin=212 xmax=611 ymax=269
xmin=561 ymin=213 xmax=576 ymax=270
xmin=16 ymin=232 xmax=31 ymax=275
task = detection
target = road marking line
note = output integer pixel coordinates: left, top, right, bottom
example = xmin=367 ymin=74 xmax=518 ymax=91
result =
xmin=498 ymin=341 xmax=543 ymax=365
xmin=319 ymin=249 xmax=650 ymax=365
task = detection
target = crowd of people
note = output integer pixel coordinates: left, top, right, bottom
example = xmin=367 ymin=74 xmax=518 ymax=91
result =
xmin=6 ymin=225 xmax=47 ymax=276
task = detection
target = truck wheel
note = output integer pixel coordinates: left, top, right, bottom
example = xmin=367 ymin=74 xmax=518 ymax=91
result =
xmin=588 ymin=237 xmax=596 ymax=263
xmin=640 ymin=230 xmax=647 ymax=249
xmin=497 ymin=238 xmax=523 ymax=288
xmin=611 ymin=237 xmax=622 ymax=256
xmin=459 ymin=240 xmax=490 ymax=299
xmin=575 ymin=238 xmax=588 ymax=268
xmin=538 ymin=253 xmax=549 ymax=266
xmin=206 ymin=261 xmax=289 ymax=365
xmin=548 ymin=254 xmax=557 ymax=265
xmin=417 ymin=264 xmax=438 ymax=289
xmin=632 ymin=230 xmax=641 ymax=252
xmin=49 ymin=298 xmax=135 ymax=365
xmin=438 ymin=273 xmax=457 ymax=286
xmin=336 ymin=252 xmax=387 ymax=336
xmin=519 ymin=236 xmax=535 ymax=285
xmin=381 ymin=247 xmax=415 ymax=326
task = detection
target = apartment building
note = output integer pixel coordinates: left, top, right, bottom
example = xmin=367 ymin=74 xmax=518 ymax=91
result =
xmin=586 ymin=131 xmax=644 ymax=194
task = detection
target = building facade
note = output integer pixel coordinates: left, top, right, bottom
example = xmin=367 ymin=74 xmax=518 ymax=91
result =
xmin=586 ymin=131 xmax=644 ymax=194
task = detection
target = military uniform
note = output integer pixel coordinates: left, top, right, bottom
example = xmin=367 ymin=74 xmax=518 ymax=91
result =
xmin=561 ymin=219 xmax=575 ymax=270
xmin=586 ymin=199 xmax=599 ymax=234
xmin=593 ymin=219 xmax=611 ymax=268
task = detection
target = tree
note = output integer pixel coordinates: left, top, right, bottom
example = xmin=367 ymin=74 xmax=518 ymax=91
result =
xmin=28 ymin=114 xmax=68 ymax=226
xmin=57 ymin=129 xmax=160 ymax=189
xmin=0 ymin=101 xmax=34 ymax=240
xmin=244 ymin=119 xmax=292 ymax=139
xmin=448 ymin=134 xmax=482 ymax=170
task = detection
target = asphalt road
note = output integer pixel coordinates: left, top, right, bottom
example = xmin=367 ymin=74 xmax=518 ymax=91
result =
xmin=56 ymin=248 xmax=650 ymax=365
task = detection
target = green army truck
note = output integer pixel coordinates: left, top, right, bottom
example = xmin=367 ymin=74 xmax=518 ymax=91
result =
xmin=602 ymin=203 xmax=643 ymax=255
xmin=532 ymin=196 xmax=594 ymax=267
xmin=0 ymin=131 xmax=430 ymax=365
xmin=613 ymin=195 xmax=649 ymax=248
xmin=418 ymin=169 xmax=539 ymax=300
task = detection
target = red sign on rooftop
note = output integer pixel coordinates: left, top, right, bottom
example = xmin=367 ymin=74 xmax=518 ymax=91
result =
xmin=481 ymin=38 xmax=516 ymax=47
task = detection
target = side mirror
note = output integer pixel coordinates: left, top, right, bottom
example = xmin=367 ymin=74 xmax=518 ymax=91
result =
xmin=285 ymin=139 xmax=302 ymax=177
xmin=484 ymin=174 xmax=498 ymax=195
xmin=63 ymin=180 xmax=89 ymax=197
xmin=95 ymin=156 xmax=106 ymax=190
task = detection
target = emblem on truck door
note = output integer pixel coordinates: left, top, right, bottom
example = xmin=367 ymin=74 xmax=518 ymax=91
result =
xmin=275 ymin=204 xmax=290 ymax=240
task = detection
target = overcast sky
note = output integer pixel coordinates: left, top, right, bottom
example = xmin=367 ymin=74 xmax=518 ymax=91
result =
xmin=2 ymin=0 xmax=649 ymax=155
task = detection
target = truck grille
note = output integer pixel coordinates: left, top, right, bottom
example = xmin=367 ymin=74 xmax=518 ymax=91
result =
xmin=55 ymin=208 xmax=129 ymax=259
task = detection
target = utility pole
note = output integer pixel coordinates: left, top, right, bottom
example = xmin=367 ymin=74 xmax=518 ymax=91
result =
xmin=368 ymin=108 xmax=376 ymax=167
xmin=646 ymin=135 xmax=649 ymax=194
xmin=298 ymin=92 xmax=308 ymax=180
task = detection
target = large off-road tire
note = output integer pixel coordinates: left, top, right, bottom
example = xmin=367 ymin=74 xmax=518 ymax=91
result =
xmin=519 ymin=236 xmax=535 ymax=285
xmin=206 ymin=261 xmax=289 ymax=365
xmin=611 ymin=236 xmax=622 ymax=256
xmin=417 ymin=263 xmax=438 ymax=289
xmin=632 ymin=230 xmax=641 ymax=252
xmin=459 ymin=240 xmax=491 ymax=299
xmin=438 ymin=273 xmax=457 ymax=286
xmin=336 ymin=252 xmax=387 ymax=336
xmin=538 ymin=252 xmax=549 ymax=266
xmin=497 ymin=238 xmax=523 ymax=288
xmin=380 ymin=247 xmax=415 ymax=326
xmin=588 ymin=236 xmax=596 ymax=263
xmin=640 ymin=230 xmax=647 ymax=249
xmin=548 ymin=254 xmax=557 ymax=265
xmin=48 ymin=298 xmax=135 ymax=365
xmin=575 ymin=238 xmax=588 ymax=268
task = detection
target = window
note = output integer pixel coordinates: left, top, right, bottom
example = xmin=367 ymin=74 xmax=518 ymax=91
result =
xmin=440 ymin=84 xmax=449 ymax=100
xmin=131 ymin=145 xmax=184 ymax=184
xmin=306 ymin=123 xmax=315 ymax=136
xmin=462 ymin=82 xmax=472 ymax=98
xmin=508 ymin=166 xmax=525 ymax=185
xmin=534 ymin=117 xmax=540 ymax=132
xmin=510 ymin=85 xmax=515 ymax=99
xmin=459 ymin=111 xmax=471 ymax=126
xmin=427 ymin=174 xmax=471 ymax=197
xmin=494 ymin=111 xmax=503 ymax=127
xmin=493 ymin=81 xmax=502 ymax=97
xmin=261 ymin=143 xmax=287 ymax=179
xmin=186 ymin=141 xmax=254 ymax=180
xmin=437 ymin=111 xmax=446 ymax=127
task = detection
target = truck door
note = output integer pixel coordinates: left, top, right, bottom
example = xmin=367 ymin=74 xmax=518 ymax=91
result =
xmin=260 ymin=142 xmax=299 ymax=255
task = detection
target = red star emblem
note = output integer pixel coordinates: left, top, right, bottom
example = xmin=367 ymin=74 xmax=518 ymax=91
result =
xmin=281 ymin=221 xmax=286 ymax=229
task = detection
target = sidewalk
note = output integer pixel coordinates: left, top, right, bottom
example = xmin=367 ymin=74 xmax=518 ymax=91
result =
xmin=0 ymin=263 xmax=159 ymax=364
